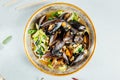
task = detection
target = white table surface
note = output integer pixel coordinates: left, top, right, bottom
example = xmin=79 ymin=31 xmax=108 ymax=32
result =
xmin=0 ymin=0 xmax=120 ymax=80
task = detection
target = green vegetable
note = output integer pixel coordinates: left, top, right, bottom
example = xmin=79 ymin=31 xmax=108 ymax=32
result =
xmin=32 ymin=29 xmax=49 ymax=56
xmin=71 ymin=12 xmax=79 ymax=21
xmin=2 ymin=36 xmax=12 ymax=45
xmin=51 ymin=10 xmax=63 ymax=17
xmin=73 ymin=44 xmax=84 ymax=53
xmin=78 ymin=47 xmax=84 ymax=53
xmin=58 ymin=65 xmax=67 ymax=71
xmin=36 ymin=47 xmax=43 ymax=56
xmin=35 ymin=40 xmax=40 ymax=46
xmin=48 ymin=64 xmax=53 ymax=69
xmin=28 ymin=29 xmax=37 ymax=34
xmin=48 ymin=58 xmax=52 ymax=63
xmin=48 ymin=17 xmax=54 ymax=20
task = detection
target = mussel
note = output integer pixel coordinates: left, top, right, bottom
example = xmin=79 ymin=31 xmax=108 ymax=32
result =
xmin=48 ymin=22 xmax=62 ymax=34
xmin=62 ymin=51 xmax=70 ymax=65
xmin=42 ymin=51 xmax=52 ymax=58
xmin=83 ymin=32 xmax=89 ymax=49
xmin=53 ymin=51 xmax=63 ymax=58
xmin=38 ymin=15 xmax=46 ymax=28
xmin=71 ymin=49 xmax=88 ymax=66
xmin=49 ymin=32 xmax=59 ymax=46
xmin=63 ymin=31 xmax=73 ymax=42
xmin=41 ymin=19 xmax=63 ymax=28
xmin=60 ymin=12 xmax=71 ymax=21
xmin=70 ymin=52 xmax=84 ymax=66
xmin=52 ymin=41 xmax=65 ymax=54
xmin=69 ymin=20 xmax=86 ymax=31
xmin=74 ymin=35 xmax=83 ymax=44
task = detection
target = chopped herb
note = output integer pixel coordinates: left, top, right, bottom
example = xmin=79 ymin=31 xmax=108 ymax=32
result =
xmin=48 ymin=58 xmax=52 ymax=63
xmin=35 ymin=40 xmax=40 ymax=46
xmin=78 ymin=47 xmax=84 ymax=53
xmin=42 ymin=35 xmax=47 ymax=39
xmin=48 ymin=17 xmax=54 ymax=20
xmin=71 ymin=12 xmax=79 ymax=21
xmin=37 ymin=47 xmax=43 ymax=56
xmin=51 ymin=10 xmax=63 ymax=17
xmin=48 ymin=64 xmax=53 ymax=69
xmin=2 ymin=36 xmax=12 ymax=45
xmin=28 ymin=29 xmax=37 ymax=34
xmin=73 ymin=45 xmax=83 ymax=53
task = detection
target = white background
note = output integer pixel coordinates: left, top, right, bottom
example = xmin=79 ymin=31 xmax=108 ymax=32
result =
xmin=0 ymin=0 xmax=120 ymax=80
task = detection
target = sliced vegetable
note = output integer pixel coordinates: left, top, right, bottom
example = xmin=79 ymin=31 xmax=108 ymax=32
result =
xmin=32 ymin=29 xmax=49 ymax=56
xmin=71 ymin=12 xmax=79 ymax=21
xmin=51 ymin=10 xmax=63 ymax=17
xmin=48 ymin=64 xmax=53 ymax=69
xmin=58 ymin=65 xmax=67 ymax=71
xmin=73 ymin=44 xmax=84 ymax=53
xmin=2 ymin=36 xmax=12 ymax=45
xmin=28 ymin=29 xmax=37 ymax=34
xmin=39 ymin=60 xmax=48 ymax=65
xmin=78 ymin=47 xmax=84 ymax=53
xmin=36 ymin=47 xmax=43 ymax=56
xmin=35 ymin=23 xmax=39 ymax=30
xmin=48 ymin=17 xmax=54 ymax=20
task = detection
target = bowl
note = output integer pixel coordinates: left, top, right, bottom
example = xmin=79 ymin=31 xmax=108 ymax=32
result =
xmin=23 ymin=2 xmax=96 ymax=76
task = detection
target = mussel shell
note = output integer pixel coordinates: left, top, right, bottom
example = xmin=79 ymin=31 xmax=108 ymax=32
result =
xmin=48 ymin=22 xmax=62 ymax=34
xmin=74 ymin=35 xmax=83 ymax=44
xmin=49 ymin=32 xmax=58 ymax=46
xmin=40 ymin=19 xmax=63 ymax=28
xmin=52 ymin=41 xmax=65 ymax=54
xmin=69 ymin=20 xmax=86 ymax=31
xmin=52 ymin=51 xmax=63 ymax=58
xmin=63 ymin=31 xmax=73 ymax=42
xmin=38 ymin=15 xmax=46 ymax=28
xmin=83 ymin=32 xmax=89 ymax=49
xmin=70 ymin=52 xmax=84 ymax=66
xmin=60 ymin=12 xmax=71 ymax=21
xmin=62 ymin=52 xmax=70 ymax=65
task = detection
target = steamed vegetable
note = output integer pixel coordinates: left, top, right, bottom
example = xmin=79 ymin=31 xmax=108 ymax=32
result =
xmin=73 ymin=44 xmax=84 ymax=54
xmin=71 ymin=12 xmax=79 ymax=21
xmin=31 ymin=29 xmax=49 ymax=57
xmin=28 ymin=29 xmax=37 ymax=34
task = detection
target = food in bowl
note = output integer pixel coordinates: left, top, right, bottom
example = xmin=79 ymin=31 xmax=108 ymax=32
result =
xmin=24 ymin=3 xmax=96 ymax=75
